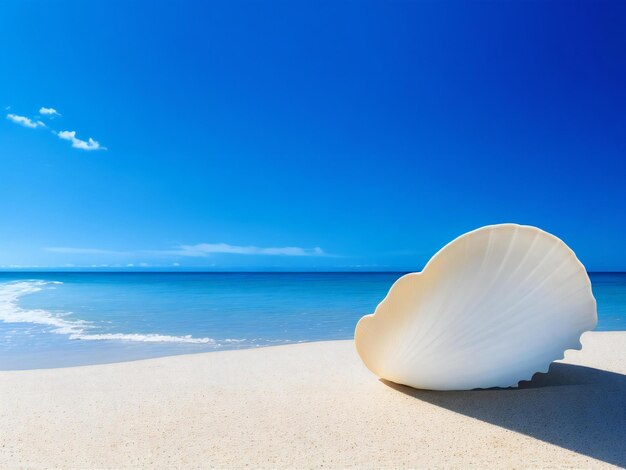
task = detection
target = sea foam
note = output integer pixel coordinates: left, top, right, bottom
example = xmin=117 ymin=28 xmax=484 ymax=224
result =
xmin=0 ymin=280 xmax=218 ymax=344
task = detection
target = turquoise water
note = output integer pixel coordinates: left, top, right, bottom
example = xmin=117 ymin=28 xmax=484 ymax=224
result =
xmin=0 ymin=272 xmax=624 ymax=370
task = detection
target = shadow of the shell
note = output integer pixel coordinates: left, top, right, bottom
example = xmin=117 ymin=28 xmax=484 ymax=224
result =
xmin=381 ymin=363 xmax=626 ymax=467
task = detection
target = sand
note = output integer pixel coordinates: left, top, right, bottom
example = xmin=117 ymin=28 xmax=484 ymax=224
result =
xmin=1 ymin=331 xmax=624 ymax=469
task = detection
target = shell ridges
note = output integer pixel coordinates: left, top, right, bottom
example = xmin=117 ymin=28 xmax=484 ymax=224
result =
xmin=354 ymin=224 xmax=597 ymax=391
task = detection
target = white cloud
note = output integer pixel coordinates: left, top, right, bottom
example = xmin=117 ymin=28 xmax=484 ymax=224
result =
xmin=57 ymin=130 xmax=106 ymax=151
xmin=46 ymin=243 xmax=327 ymax=258
xmin=7 ymin=107 xmax=106 ymax=153
xmin=39 ymin=107 xmax=61 ymax=117
xmin=6 ymin=114 xmax=46 ymax=129
xmin=167 ymin=243 xmax=325 ymax=257
xmin=46 ymin=247 xmax=126 ymax=255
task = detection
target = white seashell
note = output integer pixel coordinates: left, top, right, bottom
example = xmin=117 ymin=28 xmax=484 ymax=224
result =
xmin=355 ymin=224 xmax=597 ymax=391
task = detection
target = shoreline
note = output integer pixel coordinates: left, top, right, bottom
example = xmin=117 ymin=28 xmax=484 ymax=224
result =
xmin=4 ymin=329 xmax=624 ymax=372
xmin=1 ymin=332 xmax=624 ymax=468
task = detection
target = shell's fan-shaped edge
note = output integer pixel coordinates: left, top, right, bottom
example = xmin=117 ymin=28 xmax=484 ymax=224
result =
xmin=354 ymin=224 xmax=597 ymax=391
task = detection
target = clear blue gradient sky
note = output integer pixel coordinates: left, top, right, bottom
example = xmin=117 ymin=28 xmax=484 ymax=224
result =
xmin=1 ymin=1 xmax=625 ymax=271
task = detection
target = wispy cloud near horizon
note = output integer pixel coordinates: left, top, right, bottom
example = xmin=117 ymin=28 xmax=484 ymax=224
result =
xmin=46 ymin=247 xmax=127 ymax=255
xmin=6 ymin=113 xmax=46 ymax=129
xmin=46 ymin=243 xmax=327 ymax=258
xmin=163 ymin=243 xmax=325 ymax=257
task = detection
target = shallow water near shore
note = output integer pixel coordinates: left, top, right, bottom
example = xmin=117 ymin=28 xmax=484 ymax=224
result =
xmin=0 ymin=272 xmax=624 ymax=370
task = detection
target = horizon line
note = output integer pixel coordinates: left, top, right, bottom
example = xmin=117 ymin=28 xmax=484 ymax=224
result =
xmin=0 ymin=269 xmax=624 ymax=274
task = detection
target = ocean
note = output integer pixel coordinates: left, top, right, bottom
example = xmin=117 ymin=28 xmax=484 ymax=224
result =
xmin=0 ymin=272 xmax=624 ymax=370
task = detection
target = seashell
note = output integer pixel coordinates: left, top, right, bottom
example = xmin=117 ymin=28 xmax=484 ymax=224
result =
xmin=355 ymin=224 xmax=597 ymax=390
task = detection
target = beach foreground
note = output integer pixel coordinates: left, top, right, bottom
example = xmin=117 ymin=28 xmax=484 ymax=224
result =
xmin=1 ymin=332 xmax=624 ymax=469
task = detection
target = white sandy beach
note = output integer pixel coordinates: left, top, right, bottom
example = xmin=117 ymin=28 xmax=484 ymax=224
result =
xmin=1 ymin=331 xmax=624 ymax=469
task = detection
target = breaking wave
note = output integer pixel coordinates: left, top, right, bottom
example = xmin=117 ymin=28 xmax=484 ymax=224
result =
xmin=0 ymin=280 xmax=223 ymax=344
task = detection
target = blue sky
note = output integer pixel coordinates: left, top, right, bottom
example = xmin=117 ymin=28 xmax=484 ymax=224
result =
xmin=1 ymin=1 xmax=625 ymax=271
